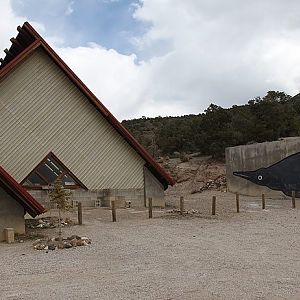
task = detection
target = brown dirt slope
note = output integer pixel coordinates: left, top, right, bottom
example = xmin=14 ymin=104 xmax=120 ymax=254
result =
xmin=161 ymin=155 xmax=226 ymax=197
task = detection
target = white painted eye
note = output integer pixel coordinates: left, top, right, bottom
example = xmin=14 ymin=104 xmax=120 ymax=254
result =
xmin=258 ymin=175 xmax=263 ymax=181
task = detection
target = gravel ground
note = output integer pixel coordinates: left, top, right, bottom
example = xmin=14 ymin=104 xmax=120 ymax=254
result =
xmin=1 ymin=191 xmax=300 ymax=299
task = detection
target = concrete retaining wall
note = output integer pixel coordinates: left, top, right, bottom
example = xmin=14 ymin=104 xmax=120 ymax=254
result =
xmin=226 ymin=137 xmax=300 ymax=197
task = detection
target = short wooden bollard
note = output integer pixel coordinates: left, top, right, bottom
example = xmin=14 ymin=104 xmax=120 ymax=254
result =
xmin=180 ymin=196 xmax=184 ymax=215
xmin=212 ymin=196 xmax=216 ymax=215
xmin=4 ymin=228 xmax=14 ymax=243
xmin=292 ymin=191 xmax=296 ymax=209
xmin=262 ymin=193 xmax=265 ymax=210
xmin=148 ymin=197 xmax=153 ymax=219
xmin=236 ymin=193 xmax=240 ymax=213
xmin=111 ymin=200 xmax=117 ymax=222
xmin=78 ymin=202 xmax=83 ymax=225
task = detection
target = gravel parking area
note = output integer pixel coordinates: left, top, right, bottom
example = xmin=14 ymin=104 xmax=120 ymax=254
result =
xmin=1 ymin=191 xmax=300 ymax=299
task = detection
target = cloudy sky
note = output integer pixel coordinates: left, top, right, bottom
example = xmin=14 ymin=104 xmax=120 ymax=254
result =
xmin=1 ymin=0 xmax=300 ymax=120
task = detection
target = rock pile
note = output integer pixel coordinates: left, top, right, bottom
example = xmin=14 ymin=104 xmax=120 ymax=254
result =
xmin=167 ymin=208 xmax=200 ymax=215
xmin=33 ymin=235 xmax=91 ymax=250
xmin=191 ymin=175 xmax=226 ymax=194
xmin=27 ymin=217 xmax=73 ymax=229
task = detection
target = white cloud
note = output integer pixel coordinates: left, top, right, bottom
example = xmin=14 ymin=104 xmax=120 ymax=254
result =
xmin=58 ymin=0 xmax=300 ymax=119
xmin=0 ymin=1 xmax=45 ymax=53
xmin=131 ymin=0 xmax=300 ymax=110
xmin=56 ymin=43 xmax=145 ymax=119
xmin=3 ymin=0 xmax=300 ymax=120
xmin=65 ymin=1 xmax=74 ymax=16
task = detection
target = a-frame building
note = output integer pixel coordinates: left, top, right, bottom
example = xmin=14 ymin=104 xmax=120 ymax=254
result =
xmin=0 ymin=22 xmax=174 ymax=208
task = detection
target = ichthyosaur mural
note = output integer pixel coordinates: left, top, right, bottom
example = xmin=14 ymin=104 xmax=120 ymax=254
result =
xmin=233 ymin=152 xmax=300 ymax=197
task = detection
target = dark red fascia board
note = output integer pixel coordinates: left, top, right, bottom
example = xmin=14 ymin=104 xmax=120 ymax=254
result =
xmin=0 ymin=166 xmax=45 ymax=217
xmin=0 ymin=39 xmax=41 ymax=79
xmin=0 ymin=22 xmax=175 ymax=188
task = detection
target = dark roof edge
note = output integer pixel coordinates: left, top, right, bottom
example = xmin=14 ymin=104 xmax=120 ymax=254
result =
xmin=0 ymin=166 xmax=45 ymax=217
xmin=3 ymin=22 xmax=174 ymax=188
xmin=0 ymin=24 xmax=37 ymax=69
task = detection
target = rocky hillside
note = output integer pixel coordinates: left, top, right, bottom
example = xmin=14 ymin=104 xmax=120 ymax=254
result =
xmin=123 ymin=91 xmax=300 ymax=159
xmin=160 ymin=155 xmax=226 ymax=197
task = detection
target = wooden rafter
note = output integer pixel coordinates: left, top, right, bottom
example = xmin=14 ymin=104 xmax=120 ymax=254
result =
xmin=10 ymin=37 xmax=23 ymax=50
xmin=0 ymin=24 xmax=37 ymax=69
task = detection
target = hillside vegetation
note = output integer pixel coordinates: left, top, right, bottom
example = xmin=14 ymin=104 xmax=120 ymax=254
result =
xmin=122 ymin=91 xmax=300 ymax=159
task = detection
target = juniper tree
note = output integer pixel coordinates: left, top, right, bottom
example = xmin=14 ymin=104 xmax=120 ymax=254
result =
xmin=49 ymin=177 xmax=71 ymax=242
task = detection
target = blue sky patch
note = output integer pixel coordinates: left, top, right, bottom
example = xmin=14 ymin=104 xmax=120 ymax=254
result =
xmin=11 ymin=0 xmax=150 ymax=55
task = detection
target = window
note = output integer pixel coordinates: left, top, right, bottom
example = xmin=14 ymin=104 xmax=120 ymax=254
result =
xmin=22 ymin=152 xmax=86 ymax=190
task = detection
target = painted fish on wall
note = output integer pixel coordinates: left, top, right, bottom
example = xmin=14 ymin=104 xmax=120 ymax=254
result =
xmin=233 ymin=152 xmax=300 ymax=197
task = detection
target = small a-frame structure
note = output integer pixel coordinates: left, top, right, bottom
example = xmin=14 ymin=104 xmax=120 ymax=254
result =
xmin=0 ymin=166 xmax=45 ymax=241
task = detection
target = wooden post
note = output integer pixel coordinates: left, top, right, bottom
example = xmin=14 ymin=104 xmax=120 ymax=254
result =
xmin=212 ymin=196 xmax=216 ymax=215
xmin=111 ymin=200 xmax=117 ymax=222
xmin=262 ymin=193 xmax=265 ymax=210
xmin=78 ymin=202 xmax=83 ymax=225
xmin=4 ymin=228 xmax=14 ymax=243
xmin=148 ymin=197 xmax=153 ymax=219
xmin=180 ymin=196 xmax=184 ymax=215
xmin=292 ymin=191 xmax=296 ymax=209
xmin=236 ymin=193 xmax=239 ymax=213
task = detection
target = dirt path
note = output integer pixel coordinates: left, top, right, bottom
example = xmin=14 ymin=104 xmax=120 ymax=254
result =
xmin=1 ymin=192 xmax=300 ymax=299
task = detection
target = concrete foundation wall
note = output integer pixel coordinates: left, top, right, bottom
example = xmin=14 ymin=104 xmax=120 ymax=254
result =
xmin=29 ymin=167 xmax=166 ymax=208
xmin=29 ymin=188 xmax=145 ymax=209
xmin=144 ymin=168 xmax=165 ymax=207
xmin=0 ymin=187 xmax=25 ymax=241
xmin=226 ymin=137 xmax=300 ymax=197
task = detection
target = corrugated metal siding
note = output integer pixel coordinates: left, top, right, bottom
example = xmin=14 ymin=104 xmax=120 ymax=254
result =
xmin=0 ymin=48 xmax=145 ymax=189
